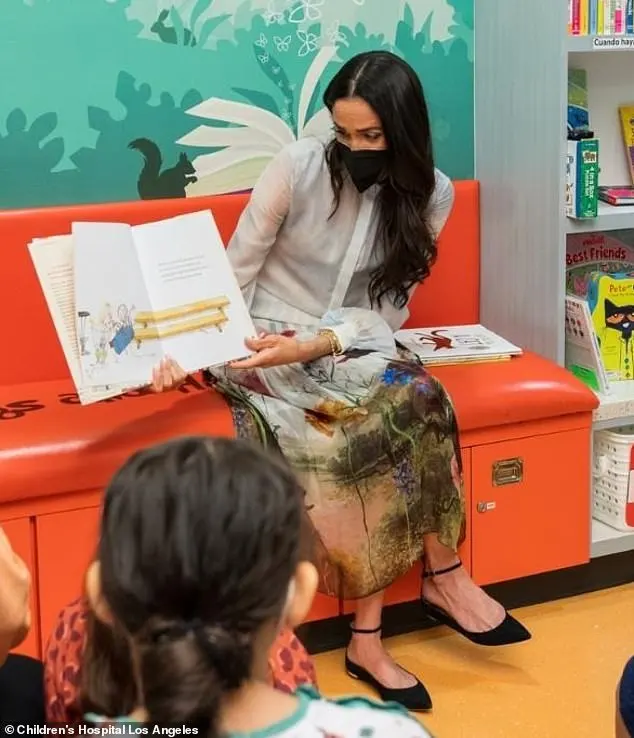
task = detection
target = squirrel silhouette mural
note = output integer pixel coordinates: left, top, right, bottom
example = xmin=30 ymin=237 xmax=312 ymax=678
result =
xmin=128 ymin=138 xmax=197 ymax=200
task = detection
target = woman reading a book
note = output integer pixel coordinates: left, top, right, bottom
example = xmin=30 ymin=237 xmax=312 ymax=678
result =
xmin=151 ymin=51 xmax=531 ymax=710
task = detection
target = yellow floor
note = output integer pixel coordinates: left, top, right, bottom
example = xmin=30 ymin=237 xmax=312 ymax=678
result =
xmin=314 ymin=584 xmax=634 ymax=737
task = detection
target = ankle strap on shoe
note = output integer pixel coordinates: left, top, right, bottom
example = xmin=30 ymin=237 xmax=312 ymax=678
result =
xmin=350 ymin=624 xmax=382 ymax=635
xmin=423 ymin=560 xmax=462 ymax=580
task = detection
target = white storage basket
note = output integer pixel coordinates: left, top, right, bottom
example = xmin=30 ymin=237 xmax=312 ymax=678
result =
xmin=593 ymin=425 xmax=634 ymax=531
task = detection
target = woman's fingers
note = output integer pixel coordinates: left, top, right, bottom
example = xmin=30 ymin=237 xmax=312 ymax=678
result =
xmin=230 ymin=347 xmax=277 ymax=370
xmin=162 ymin=360 xmax=173 ymax=388
xmin=151 ymin=365 xmax=164 ymax=393
xmin=150 ymin=357 xmax=186 ymax=392
xmin=166 ymin=356 xmax=186 ymax=384
xmin=245 ymin=335 xmax=279 ymax=352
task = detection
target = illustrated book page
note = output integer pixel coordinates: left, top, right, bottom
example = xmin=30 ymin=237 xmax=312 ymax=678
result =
xmin=73 ymin=210 xmax=255 ymax=388
xmin=28 ymin=236 xmax=129 ymax=404
xmin=565 ymin=294 xmax=610 ymax=394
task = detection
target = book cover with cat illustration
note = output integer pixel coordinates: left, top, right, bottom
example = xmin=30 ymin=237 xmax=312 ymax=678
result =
xmin=587 ymin=272 xmax=634 ymax=381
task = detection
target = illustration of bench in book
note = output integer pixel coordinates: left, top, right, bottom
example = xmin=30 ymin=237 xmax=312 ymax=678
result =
xmin=131 ymin=297 xmax=230 ymax=347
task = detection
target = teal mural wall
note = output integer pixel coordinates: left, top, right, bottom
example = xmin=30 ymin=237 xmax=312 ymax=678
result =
xmin=0 ymin=0 xmax=473 ymax=209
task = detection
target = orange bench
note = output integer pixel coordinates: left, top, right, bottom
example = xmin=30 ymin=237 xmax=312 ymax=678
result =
xmin=0 ymin=182 xmax=598 ymax=659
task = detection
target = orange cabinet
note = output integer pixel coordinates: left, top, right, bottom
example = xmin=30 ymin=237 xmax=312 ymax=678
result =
xmin=470 ymin=428 xmax=590 ymax=586
xmin=1 ymin=516 xmax=39 ymax=658
xmin=36 ymin=506 xmax=101 ymax=645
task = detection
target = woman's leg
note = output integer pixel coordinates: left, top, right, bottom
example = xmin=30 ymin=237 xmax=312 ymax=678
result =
xmin=422 ymin=534 xmax=505 ymax=632
xmin=347 ymin=591 xmax=417 ymax=689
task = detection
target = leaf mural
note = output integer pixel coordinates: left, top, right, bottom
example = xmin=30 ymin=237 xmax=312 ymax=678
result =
xmin=0 ymin=108 xmax=66 ymax=207
xmin=199 ymin=14 xmax=232 ymax=47
xmin=232 ymin=87 xmax=282 ymax=118
xmin=66 ymin=72 xmax=205 ymax=204
xmin=176 ymin=46 xmax=338 ymax=196
xmin=190 ymin=0 xmax=213 ymax=30
xmin=253 ymin=45 xmax=296 ymax=130
xmin=394 ymin=8 xmax=474 ymax=180
xmin=0 ymin=0 xmax=474 ymax=208
xmin=169 ymin=6 xmax=187 ymax=46
xmin=148 ymin=0 xmax=230 ymax=49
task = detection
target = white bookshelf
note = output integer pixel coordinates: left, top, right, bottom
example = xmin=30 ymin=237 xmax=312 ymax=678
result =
xmin=594 ymin=381 xmax=634 ymax=429
xmin=566 ymin=203 xmax=634 ymax=233
xmin=475 ymin=1 xmax=634 ymax=557
xmin=592 ymin=519 xmax=634 ymax=557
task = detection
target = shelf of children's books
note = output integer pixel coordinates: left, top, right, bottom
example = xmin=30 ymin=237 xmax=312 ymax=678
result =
xmin=591 ymin=518 xmax=634 ymax=557
xmin=566 ymin=203 xmax=634 ymax=234
xmin=567 ymin=35 xmax=634 ymax=53
xmin=593 ymin=382 xmax=634 ymax=430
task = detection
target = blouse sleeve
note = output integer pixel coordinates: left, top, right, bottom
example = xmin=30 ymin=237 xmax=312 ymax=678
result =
xmin=320 ymin=308 xmax=398 ymax=357
xmin=428 ymin=169 xmax=455 ymax=239
xmin=226 ymin=147 xmax=294 ymax=308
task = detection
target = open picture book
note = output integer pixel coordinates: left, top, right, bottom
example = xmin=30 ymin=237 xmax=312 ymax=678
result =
xmin=29 ymin=210 xmax=255 ymax=405
xmin=394 ymin=324 xmax=522 ymax=366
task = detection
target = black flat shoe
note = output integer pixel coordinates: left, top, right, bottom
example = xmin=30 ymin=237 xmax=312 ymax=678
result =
xmin=345 ymin=625 xmax=432 ymax=712
xmin=421 ymin=561 xmax=532 ymax=647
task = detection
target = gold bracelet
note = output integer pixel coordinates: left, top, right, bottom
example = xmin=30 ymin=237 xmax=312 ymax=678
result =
xmin=318 ymin=328 xmax=343 ymax=356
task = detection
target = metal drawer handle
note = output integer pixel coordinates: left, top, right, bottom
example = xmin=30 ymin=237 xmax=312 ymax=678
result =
xmin=477 ymin=501 xmax=497 ymax=514
xmin=492 ymin=457 xmax=523 ymax=487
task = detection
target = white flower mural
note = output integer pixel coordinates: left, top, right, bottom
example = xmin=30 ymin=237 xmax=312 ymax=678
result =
xmin=177 ymin=45 xmax=337 ymax=195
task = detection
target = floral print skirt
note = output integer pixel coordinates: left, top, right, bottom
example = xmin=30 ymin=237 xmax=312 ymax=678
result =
xmin=210 ymin=319 xmax=465 ymax=601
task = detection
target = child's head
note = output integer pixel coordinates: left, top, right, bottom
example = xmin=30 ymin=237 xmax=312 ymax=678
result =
xmin=85 ymin=436 xmax=317 ymax=731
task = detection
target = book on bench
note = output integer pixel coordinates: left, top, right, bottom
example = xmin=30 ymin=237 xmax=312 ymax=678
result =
xmin=28 ymin=210 xmax=255 ymax=405
xmin=394 ymin=324 xmax=522 ymax=366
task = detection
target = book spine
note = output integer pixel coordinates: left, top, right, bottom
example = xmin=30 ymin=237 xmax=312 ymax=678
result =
xmin=590 ymin=0 xmax=598 ymax=32
xmin=570 ymin=139 xmax=600 ymax=218
xmin=580 ymin=0 xmax=589 ymax=33
xmin=627 ymin=0 xmax=633 ymax=33
xmin=566 ymin=143 xmax=577 ymax=217
xmin=620 ymin=106 xmax=634 ymax=185
xmin=609 ymin=0 xmax=618 ymax=32
xmin=598 ymin=0 xmax=605 ymax=32
xmin=572 ymin=0 xmax=581 ymax=33
xmin=615 ymin=0 xmax=625 ymax=32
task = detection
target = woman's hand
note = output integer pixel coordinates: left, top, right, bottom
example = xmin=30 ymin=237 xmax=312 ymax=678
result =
xmin=230 ymin=331 xmax=334 ymax=370
xmin=150 ymin=356 xmax=188 ymax=392
xmin=229 ymin=333 xmax=303 ymax=370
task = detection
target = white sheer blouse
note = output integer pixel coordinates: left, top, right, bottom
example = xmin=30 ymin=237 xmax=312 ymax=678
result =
xmin=227 ymin=136 xmax=454 ymax=353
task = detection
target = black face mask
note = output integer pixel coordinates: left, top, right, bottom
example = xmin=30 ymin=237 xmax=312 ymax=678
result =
xmin=336 ymin=142 xmax=388 ymax=193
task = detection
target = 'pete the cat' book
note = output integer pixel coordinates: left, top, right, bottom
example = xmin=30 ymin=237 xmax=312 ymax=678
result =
xmin=587 ymin=272 xmax=634 ymax=381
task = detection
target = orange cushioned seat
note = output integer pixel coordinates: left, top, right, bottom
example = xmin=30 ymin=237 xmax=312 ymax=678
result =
xmin=0 ymin=378 xmax=234 ymax=505
xmin=0 ymin=353 xmax=598 ymax=507
xmin=430 ymin=351 xmax=598 ymax=433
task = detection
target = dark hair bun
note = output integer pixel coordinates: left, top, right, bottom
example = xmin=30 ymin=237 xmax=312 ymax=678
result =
xmin=195 ymin=625 xmax=252 ymax=691
xmin=146 ymin=618 xmax=252 ymax=691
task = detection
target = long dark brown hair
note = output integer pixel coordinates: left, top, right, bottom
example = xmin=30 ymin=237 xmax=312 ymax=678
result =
xmin=80 ymin=609 xmax=137 ymax=718
xmin=95 ymin=436 xmax=306 ymax=736
xmin=323 ymin=51 xmax=438 ymax=309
